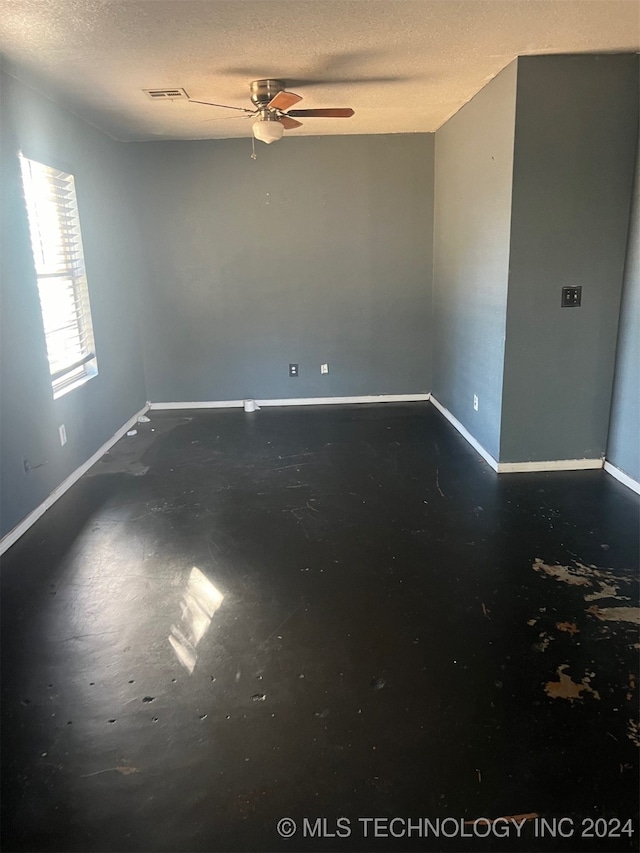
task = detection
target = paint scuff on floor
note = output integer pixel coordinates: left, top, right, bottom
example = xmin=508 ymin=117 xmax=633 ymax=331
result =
xmin=463 ymin=812 xmax=539 ymax=825
xmin=586 ymin=605 xmax=640 ymax=625
xmin=532 ymin=558 xmax=592 ymax=586
xmin=532 ymin=559 xmax=634 ymax=600
xmin=544 ymin=665 xmax=600 ymax=702
xmin=627 ymin=674 xmax=636 ymax=701
xmin=533 ymin=631 xmax=553 ymax=652
xmin=627 ymin=720 xmax=640 ymax=747
xmin=584 ymin=582 xmax=627 ymax=602
xmin=556 ymin=621 xmax=579 ymax=635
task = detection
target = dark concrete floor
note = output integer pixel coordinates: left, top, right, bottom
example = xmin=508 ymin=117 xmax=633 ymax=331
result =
xmin=1 ymin=403 xmax=638 ymax=853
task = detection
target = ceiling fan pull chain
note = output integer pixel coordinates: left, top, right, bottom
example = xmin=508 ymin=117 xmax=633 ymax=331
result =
xmin=251 ymin=135 xmax=257 ymax=160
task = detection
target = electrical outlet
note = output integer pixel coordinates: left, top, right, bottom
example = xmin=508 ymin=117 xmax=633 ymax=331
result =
xmin=320 ymin=363 xmax=329 ymax=375
xmin=473 ymin=395 xmax=479 ymax=412
xmin=59 ymin=424 xmax=67 ymax=446
xmin=289 ymin=363 xmax=299 ymax=378
xmin=561 ymin=286 xmax=582 ymax=307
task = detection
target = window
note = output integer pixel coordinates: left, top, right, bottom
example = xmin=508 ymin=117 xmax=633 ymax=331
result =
xmin=19 ymin=154 xmax=98 ymax=398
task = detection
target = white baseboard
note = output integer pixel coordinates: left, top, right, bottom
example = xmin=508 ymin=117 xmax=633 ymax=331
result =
xmin=429 ymin=395 xmax=499 ymax=471
xmin=0 ymin=403 xmax=150 ymax=556
xmin=497 ymin=458 xmax=603 ymax=473
xmin=430 ymin=396 xmax=605 ymax=474
xmin=258 ymin=393 xmax=430 ymax=407
xmin=604 ymin=461 xmax=640 ymax=495
xmin=148 ymin=400 xmax=243 ymax=410
xmin=150 ymin=393 xmax=431 ymax=410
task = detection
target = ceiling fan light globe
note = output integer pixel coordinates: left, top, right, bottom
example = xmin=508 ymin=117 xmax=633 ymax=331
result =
xmin=253 ymin=118 xmax=284 ymax=144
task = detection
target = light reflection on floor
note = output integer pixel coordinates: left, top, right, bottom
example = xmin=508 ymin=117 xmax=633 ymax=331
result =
xmin=169 ymin=567 xmax=224 ymax=674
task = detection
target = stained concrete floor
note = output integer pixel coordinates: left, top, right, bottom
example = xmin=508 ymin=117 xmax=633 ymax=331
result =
xmin=1 ymin=403 xmax=638 ymax=853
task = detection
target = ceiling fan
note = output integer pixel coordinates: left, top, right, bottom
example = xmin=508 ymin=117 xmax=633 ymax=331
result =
xmin=190 ymin=79 xmax=355 ymax=143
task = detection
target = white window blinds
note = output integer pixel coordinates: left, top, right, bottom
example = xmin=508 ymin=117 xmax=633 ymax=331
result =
xmin=19 ymin=155 xmax=98 ymax=397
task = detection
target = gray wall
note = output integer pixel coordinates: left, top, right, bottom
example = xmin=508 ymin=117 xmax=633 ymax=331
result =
xmin=500 ymin=55 xmax=638 ymax=463
xmin=129 ymin=134 xmax=434 ymax=402
xmin=432 ymin=62 xmax=517 ymax=461
xmin=0 ymin=73 xmax=148 ymax=538
xmin=3 ymin=53 xmax=638 ymax=547
xmin=607 ymin=146 xmax=640 ymax=481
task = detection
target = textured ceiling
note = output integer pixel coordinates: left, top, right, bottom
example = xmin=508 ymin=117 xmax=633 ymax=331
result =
xmin=1 ymin=0 xmax=638 ymax=142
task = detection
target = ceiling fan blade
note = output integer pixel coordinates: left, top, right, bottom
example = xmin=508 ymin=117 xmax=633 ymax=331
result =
xmin=203 ymin=114 xmax=254 ymax=123
xmin=286 ymin=108 xmax=354 ymax=118
xmin=189 ymin=99 xmax=255 ymax=114
xmin=267 ymin=90 xmax=303 ymax=111
xmin=279 ymin=116 xmax=303 ymax=130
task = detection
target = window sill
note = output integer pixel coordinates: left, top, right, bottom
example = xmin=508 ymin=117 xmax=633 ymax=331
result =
xmin=52 ymin=367 xmax=98 ymax=400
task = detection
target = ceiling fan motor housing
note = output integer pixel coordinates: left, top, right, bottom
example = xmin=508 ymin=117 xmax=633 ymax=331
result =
xmin=250 ymin=79 xmax=286 ymax=108
xmin=186 ymin=80 xmax=354 ymax=144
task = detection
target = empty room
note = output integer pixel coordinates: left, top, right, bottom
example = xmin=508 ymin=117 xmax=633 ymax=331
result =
xmin=1 ymin=2 xmax=638 ymax=851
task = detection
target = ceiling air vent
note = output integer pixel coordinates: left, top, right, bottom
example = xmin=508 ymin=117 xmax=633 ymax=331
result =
xmin=143 ymin=87 xmax=189 ymax=101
